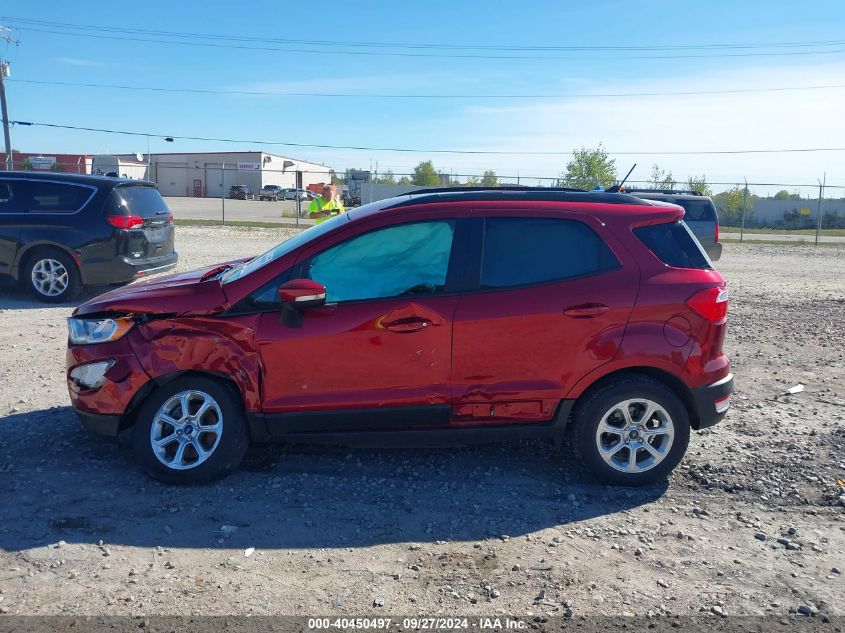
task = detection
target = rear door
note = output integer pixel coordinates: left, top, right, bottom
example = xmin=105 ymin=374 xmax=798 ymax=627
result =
xmin=0 ymin=179 xmax=25 ymax=276
xmin=109 ymin=185 xmax=175 ymax=262
xmin=451 ymin=213 xmax=639 ymax=426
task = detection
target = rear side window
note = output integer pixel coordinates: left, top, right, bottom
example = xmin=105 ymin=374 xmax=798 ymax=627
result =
xmin=635 ymin=220 xmax=712 ymax=269
xmin=671 ymin=198 xmax=716 ymax=222
xmin=19 ymin=181 xmax=93 ymax=213
xmin=480 ymin=218 xmax=619 ymax=289
xmin=111 ymin=186 xmax=170 ymax=218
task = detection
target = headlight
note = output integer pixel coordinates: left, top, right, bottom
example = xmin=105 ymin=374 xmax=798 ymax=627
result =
xmin=68 ymin=317 xmax=135 ymax=345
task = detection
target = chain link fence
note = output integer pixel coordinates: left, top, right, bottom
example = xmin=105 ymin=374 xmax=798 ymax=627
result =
xmin=6 ymin=160 xmax=844 ymax=236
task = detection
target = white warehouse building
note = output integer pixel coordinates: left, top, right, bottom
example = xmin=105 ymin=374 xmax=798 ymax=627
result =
xmin=115 ymin=151 xmax=333 ymax=198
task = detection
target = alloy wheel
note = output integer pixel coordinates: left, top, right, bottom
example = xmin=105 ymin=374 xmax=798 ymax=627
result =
xmin=150 ymin=390 xmax=223 ymax=470
xmin=31 ymin=258 xmax=69 ymax=297
xmin=595 ymin=398 xmax=675 ymax=473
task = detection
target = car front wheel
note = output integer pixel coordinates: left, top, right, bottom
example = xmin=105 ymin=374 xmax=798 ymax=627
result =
xmin=132 ymin=377 xmax=250 ymax=484
xmin=571 ymin=376 xmax=690 ymax=486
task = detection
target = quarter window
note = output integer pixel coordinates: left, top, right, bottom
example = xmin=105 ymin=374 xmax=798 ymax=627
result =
xmin=301 ymin=221 xmax=456 ymax=303
xmin=480 ymin=217 xmax=619 ymax=289
xmin=19 ymin=181 xmax=93 ymax=213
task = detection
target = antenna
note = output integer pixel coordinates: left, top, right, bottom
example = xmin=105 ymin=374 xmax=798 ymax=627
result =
xmin=606 ymin=163 xmax=637 ymax=193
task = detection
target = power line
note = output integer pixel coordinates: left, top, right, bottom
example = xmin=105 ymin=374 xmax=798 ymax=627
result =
xmin=9 ymin=24 xmax=845 ymax=61
xmin=4 ymin=16 xmax=845 ymax=53
xmin=10 ymin=119 xmax=845 ymax=156
xmin=9 ymin=78 xmax=845 ymax=99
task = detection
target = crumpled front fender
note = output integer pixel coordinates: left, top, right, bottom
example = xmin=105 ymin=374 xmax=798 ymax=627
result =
xmin=128 ymin=315 xmax=263 ymax=411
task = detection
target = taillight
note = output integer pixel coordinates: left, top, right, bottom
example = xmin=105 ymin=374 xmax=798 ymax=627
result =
xmin=687 ymin=286 xmax=728 ymax=323
xmin=107 ymin=215 xmax=144 ymax=230
xmin=715 ymin=222 xmax=720 ymax=242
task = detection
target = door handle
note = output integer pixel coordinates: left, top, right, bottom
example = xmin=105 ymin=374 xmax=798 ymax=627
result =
xmin=383 ymin=317 xmax=431 ymax=333
xmin=563 ymin=303 xmax=609 ymax=318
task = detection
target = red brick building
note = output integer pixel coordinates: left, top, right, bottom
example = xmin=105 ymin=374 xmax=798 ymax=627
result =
xmin=0 ymin=152 xmax=93 ymax=173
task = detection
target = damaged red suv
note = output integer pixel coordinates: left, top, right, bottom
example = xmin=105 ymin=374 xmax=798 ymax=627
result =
xmin=66 ymin=188 xmax=732 ymax=485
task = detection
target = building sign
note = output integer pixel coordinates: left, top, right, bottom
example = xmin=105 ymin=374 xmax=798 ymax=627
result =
xmin=237 ymin=162 xmax=260 ymax=171
xmin=800 ymin=208 xmax=811 ymax=216
xmin=28 ymin=156 xmax=57 ymax=170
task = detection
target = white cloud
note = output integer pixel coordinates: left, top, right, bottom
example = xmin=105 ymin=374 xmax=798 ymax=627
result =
xmin=433 ymin=60 xmax=845 ymax=191
xmin=56 ymin=57 xmax=103 ymax=67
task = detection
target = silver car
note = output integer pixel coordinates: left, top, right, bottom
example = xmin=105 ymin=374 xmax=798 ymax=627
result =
xmin=628 ymin=189 xmax=722 ymax=261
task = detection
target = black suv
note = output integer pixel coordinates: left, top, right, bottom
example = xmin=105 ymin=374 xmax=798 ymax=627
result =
xmin=626 ymin=189 xmax=722 ymax=260
xmin=229 ymin=185 xmax=255 ymax=200
xmin=0 ymin=172 xmax=177 ymax=302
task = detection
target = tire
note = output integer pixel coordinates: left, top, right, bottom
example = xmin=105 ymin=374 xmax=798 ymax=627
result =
xmin=23 ymin=248 xmax=82 ymax=303
xmin=132 ymin=376 xmax=250 ymax=484
xmin=571 ymin=375 xmax=690 ymax=486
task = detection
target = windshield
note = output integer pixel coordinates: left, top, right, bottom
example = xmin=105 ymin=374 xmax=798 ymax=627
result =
xmin=221 ymin=213 xmax=348 ymax=283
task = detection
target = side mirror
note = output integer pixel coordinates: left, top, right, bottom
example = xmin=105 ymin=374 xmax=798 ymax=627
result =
xmin=278 ymin=279 xmax=326 ymax=309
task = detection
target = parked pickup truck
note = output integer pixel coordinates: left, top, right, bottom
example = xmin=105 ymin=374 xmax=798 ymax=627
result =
xmin=259 ymin=185 xmax=284 ymax=201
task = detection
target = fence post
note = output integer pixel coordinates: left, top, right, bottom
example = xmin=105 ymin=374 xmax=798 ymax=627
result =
xmin=221 ymin=162 xmax=226 ymax=225
xmin=739 ymin=179 xmax=748 ymax=243
xmin=815 ymin=173 xmax=825 ymax=246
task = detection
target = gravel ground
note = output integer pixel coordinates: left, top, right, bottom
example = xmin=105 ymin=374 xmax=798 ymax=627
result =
xmin=0 ymin=226 xmax=843 ymax=619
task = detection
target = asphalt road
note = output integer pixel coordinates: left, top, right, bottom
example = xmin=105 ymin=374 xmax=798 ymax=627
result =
xmin=721 ymin=232 xmax=845 ymax=243
xmin=166 ymin=196 xmax=315 ymax=224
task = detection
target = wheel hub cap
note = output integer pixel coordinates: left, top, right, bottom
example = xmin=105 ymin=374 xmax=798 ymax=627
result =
xmin=150 ymin=390 xmax=223 ymax=471
xmin=595 ymin=398 xmax=675 ymax=473
xmin=31 ymin=258 xmax=69 ymax=297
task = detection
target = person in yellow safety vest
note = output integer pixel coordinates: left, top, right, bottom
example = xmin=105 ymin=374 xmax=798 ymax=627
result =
xmin=308 ymin=185 xmax=345 ymax=224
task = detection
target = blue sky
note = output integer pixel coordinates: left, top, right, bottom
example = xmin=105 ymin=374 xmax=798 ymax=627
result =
xmin=3 ymin=0 xmax=845 ymax=193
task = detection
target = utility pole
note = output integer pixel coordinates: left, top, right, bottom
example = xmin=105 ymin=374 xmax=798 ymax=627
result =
xmin=0 ymin=26 xmax=20 ymax=171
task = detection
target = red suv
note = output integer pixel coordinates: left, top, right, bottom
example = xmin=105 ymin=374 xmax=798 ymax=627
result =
xmin=66 ymin=188 xmax=732 ymax=486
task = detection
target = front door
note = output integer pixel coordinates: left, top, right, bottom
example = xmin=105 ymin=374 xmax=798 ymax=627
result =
xmin=255 ymin=217 xmax=467 ymax=433
xmin=451 ymin=215 xmax=639 ymax=425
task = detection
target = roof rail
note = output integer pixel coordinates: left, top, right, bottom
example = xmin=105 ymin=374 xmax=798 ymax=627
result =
xmin=408 ymin=185 xmax=586 ymax=195
xmin=626 ymin=188 xmax=704 ymax=196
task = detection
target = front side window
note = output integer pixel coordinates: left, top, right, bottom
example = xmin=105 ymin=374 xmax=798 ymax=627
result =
xmin=480 ymin=217 xmax=619 ymax=289
xmin=301 ymin=220 xmax=456 ymax=303
xmin=0 ymin=181 xmax=20 ymax=212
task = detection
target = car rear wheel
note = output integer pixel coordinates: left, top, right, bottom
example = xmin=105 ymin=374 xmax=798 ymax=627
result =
xmin=23 ymin=248 xmax=82 ymax=303
xmin=132 ymin=376 xmax=250 ymax=484
xmin=571 ymin=376 xmax=690 ymax=486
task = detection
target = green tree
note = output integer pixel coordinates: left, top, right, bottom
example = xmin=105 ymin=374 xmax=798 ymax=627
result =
xmin=713 ymin=185 xmax=753 ymax=225
xmin=773 ymin=189 xmax=800 ymax=200
xmin=686 ymin=175 xmax=712 ymax=197
xmin=412 ymin=160 xmax=439 ymax=186
xmin=375 ymin=169 xmax=396 ymax=185
xmin=397 ymin=175 xmax=412 ymax=185
xmin=560 ymin=144 xmax=617 ymax=190
xmin=649 ymin=164 xmax=676 ymax=189
xmin=480 ymin=170 xmax=499 ymax=187
xmin=464 ymin=175 xmax=480 ymax=186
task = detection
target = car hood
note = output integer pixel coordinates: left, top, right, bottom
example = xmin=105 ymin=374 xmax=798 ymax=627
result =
xmin=73 ymin=261 xmax=246 ymax=317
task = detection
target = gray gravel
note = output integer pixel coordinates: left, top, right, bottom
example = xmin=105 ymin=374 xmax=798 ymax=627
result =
xmin=0 ymin=227 xmax=843 ymax=616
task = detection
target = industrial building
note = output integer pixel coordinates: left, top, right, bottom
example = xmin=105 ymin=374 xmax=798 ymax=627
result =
xmin=117 ymin=151 xmax=333 ymax=198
